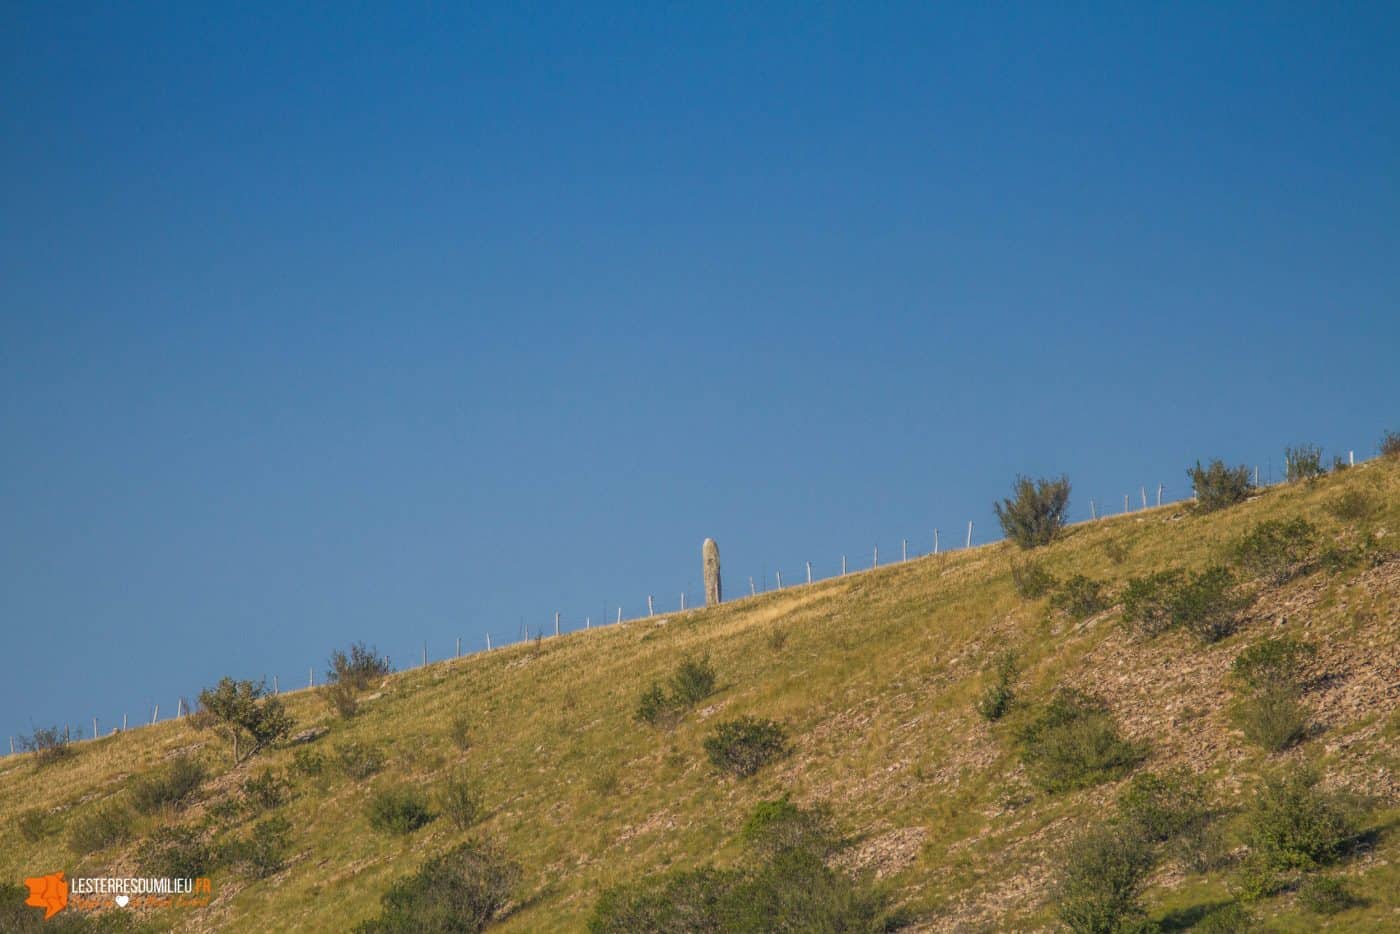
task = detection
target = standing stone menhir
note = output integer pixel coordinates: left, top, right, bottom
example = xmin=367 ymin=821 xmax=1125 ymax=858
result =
xmin=703 ymin=538 xmax=722 ymax=606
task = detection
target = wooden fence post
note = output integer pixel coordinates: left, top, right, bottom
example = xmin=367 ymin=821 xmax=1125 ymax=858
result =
xmin=1090 ymin=499 xmax=1096 ymax=520
xmin=1124 ymin=494 xmax=1129 ymax=514
xmin=93 ymin=717 xmax=98 ymax=739
xmin=151 ymin=706 xmax=158 ymax=725
xmin=934 ymin=529 xmax=940 ymax=554
xmin=309 ymin=667 xmax=315 ymax=688
xmin=122 ymin=713 xmax=128 ymax=731
xmin=841 ymin=555 xmax=847 ymax=575
xmin=680 ymin=591 xmax=686 ymax=610
xmin=554 ymin=613 xmax=560 ymax=637
xmin=902 ymin=539 xmax=908 ymax=562
xmin=806 ymin=561 xmax=812 ymax=584
xmin=1141 ymin=486 xmax=1147 ymax=509
xmin=966 ymin=521 xmax=973 ymax=548
xmin=486 ymin=633 xmax=492 ymax=650
xmin=775 ymin=571 xmax=783 ymax=590
xmin=617 ymin=607 xmax=623 ymax=624
xmin=873 ymin=545 xmax=878 ymax=568
xmin=648 ymin=595 xmax=654 ymax=615
xmin=1157 ymin=483 xmax=1163 ymax=507
xmin=273 ymin=675 xmax=278 ymax=695
xmin=456 ymin=637 xmax=461 ymax=658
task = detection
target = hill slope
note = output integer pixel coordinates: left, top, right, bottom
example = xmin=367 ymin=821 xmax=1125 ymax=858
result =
xmin=3 ymin=457 xmax=1398 ymax=931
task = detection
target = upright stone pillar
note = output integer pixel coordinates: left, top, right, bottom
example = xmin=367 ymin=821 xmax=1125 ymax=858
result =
xmin=702 ymin=538 xmax=722 ymax=607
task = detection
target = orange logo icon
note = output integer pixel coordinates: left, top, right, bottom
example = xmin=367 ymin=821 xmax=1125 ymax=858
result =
xmin=24 ymin=870 xmax=68 ymax=919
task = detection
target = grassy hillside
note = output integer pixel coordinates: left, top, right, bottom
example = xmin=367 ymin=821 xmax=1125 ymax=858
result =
xmin=3 ymin=455 xmax=1398 ymax=931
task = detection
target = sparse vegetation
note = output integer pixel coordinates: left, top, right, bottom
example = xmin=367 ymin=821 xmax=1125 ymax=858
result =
xmin=1231 ymin=637 xmax=1315 ymax=691
xmin=1298 ymin=874 xmax=1358 ymax=914
xmin=1051 ymin=574 xmax=1108 ymax=620
xmin=1243 ymin=766 xmax=1358 ymax=872
xmin=16 ymin=808 xmax=55 ymax=843
xmin=1010 ymin=558 xmax=1056 ymax=598
xmin=328 ymin=641 xmax=392 ymax=691
xmin=1189 ymin=459 xmax=1252 ymax=512
xmin=1234 ymin=683 xmax=1308 ymax=752
xmin=1052 ymin=824 xmax=1155 ymax=934
xmin=242 ymin=767 xmax=290 ymax=810
xmin=1117 ymin=769 xmax=1209 ymax=844
xmin=322 ymin=680 xmax=360 ymax=719
xmin=367 ymin=786 xmax=435 ymax=835
xmin=636 ymin=655 xmax=718 ymax=727
xmin=1015 ymin=689 xmax=1142 ymax=793
xmin=18 ymin=726 xmax=73 ymax=767
xmin=1231 ymin=518 xmax=1319 ymax=585
xmin=1326 ymin=489 xmax=1377 ymax=522
xmin=129 ymin=754 xmax=205 ymax=815
xmin=1285 ymin=443 xmax=1325 ymax=482
xmin=703 ymin=716 xmax=789 ymax=778
xmin=1120 ymin=569 xmax=1185 ymax=638
xmin=1379 ymin=429 xmax=1400 ymax=458
xmin=995 ymin=474 xmax=1071 ymax=549
xmin=290 ymin=747 xmax=325 ymax=777
xmin=136 ymin=825 xmax=212 ymax=879
xmin=1172 ymin=565 xmax=1246 ymax=643
xmin=222 ymin=814 xmax=292 ymax=879
xmin=67 ymin=801 xmax=134 ymax=855
xmin=975 ymin=650 xmax=1018 ymax=721
xmin=448 ymin=714 xmax=472 ymax=751
xmin=335 ymin=741 xmax=387 ymax=780
xmin=195 ymin=677 xmax=294 ymax=764
xmin=438 ymin=771 xmax=485 ymax=830
xmin=354 ymin=838 xmax=521 ymax=933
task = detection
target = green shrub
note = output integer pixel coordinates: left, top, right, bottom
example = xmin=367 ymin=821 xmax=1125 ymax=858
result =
xmin=635 ymin=683 xmax=678 ymax=728
xmin=67 ymin=801 xmax=134 ymax=854
xmin=1326 ymin=490 xmax=1376 ymax=522
xmin=367 ymin=787 xmax=435 ymax=835
xmin=1231 ymin=637 xmax=1315 ymax=691
xmin=1230 ymin=518 xmax=1318 ymax=585
xmin=740 ymin=796 xmax=839 ymax=858
xmin=589 ymin=866 xmax=745 ymax=933
xmin=129 ymin=755 xmax=206 ymax=815
xmin=0 ymin=883 xmax=144 ymax=932
xmin=976 ymin=651 xmax=1018 ymax=721
xmin=195 ymin=677 xmax=295 ymax=765
xmin=242 ymin=768 xmax=290 ymax=810
xmin=1243 ymin=766 xmax=1357 ymax=871
xmin=1231 ymin=853 xmax=1287 ymax=903
xmin=1379 ymin=429 xmax=1400 ymax=458
xmin=321 ymin=680 xmax=360 ymax=719
xmin=1297 ymin=875 xmax=1358 ymax=914
xmin=1284 ymin=444 xmax=1325 ymax=482
xmin=16 ymin=808 xmax=56 ymax=843
xmin=703 ymin=716 xmax=789 ymax=778
xmin=669 ymin=655 xmax=718 ymax=706
xmin=1051 ymin=824 xmax=1156 ymax=934
xmin=1050 ymin=575 xmax=1108 ymax=620
xmin=1016 ymin=689 xmax=1142 ymax=793
xmin=1117 ymin=769 xmax=1209 ymax=844
xmin=222 ymin=814 xmax=292 ymax=878
xmin=355 ymin=838 xmax=521 ymax=933
xmin=1191 ymin=901 xmax=1254 ymax=932
xmin=438 ymin=772 xmax=485 ymax=830
xmin=1234 ymin=683 xmax=1308 ymax=752
xmin=19 ymin=726 xmax=73 ymax=767
xmin=335 ymin=741 xmax=386 ymax=780
xmin=327 ymin=641 xmax=392 ymax=691
xmin=136 ymin=825 xmax=212 ymax=879
xmin=1172 ymin=565 xmax=1246 ymax=644
xmin=1102 ymin=539 xmax=1132 ymax=565
xmin=1010 ymin=559 xmax=1056 ymax=598
xmin=994 ymin=474 xmax=1071 ymax=549
xmin=1189 ymin=459 xmax=1252 ymax=512
xmin=290 ymin=748 xmax=325 ymax=777
xmin=1119 ymin=570 xmax=1183 ymax=637
xmin=448 ymin=714 xmax=472 ymax=751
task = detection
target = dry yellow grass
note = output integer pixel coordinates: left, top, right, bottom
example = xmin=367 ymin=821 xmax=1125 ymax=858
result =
xmin=3 ymin=456 xmax=1398 ymax=931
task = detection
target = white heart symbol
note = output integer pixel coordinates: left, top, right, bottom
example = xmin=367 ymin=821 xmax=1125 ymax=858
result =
xmin=115 ymin=895 xmax=129 ymax=908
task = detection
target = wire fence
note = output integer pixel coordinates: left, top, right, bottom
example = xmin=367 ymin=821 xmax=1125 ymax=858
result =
xmin=3 ymin=447 xmax=1370 ymax=758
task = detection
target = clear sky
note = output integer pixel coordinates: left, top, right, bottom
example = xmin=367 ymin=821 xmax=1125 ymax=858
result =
xmin=2 ymin=4 xmax=1397 ymax=744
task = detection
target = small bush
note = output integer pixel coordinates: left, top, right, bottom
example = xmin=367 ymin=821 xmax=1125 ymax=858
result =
xmin=1189 ymin=459 xmax=1252 ymax=512
xmin=1016 ymin=689 xmax=1142 ymax=793
xmin=1326 ymin=490 xmax=1376 ymax=522
xmin=1050 ymin=575 xmax=1108 ymax=620
xmin=1231 ymin=518 xmax=1318 ymax=585
xmin=635 ymin=683 xmax=678 ymax=728
xmin=589 ymin=866 xmax=744 ymax=933
xmin=1102 ymin=539 xmax=1132 ymax=565
xmin=994 ymin=474 xmax=1071 ymax=549
xmin=354 ymin=838 xmax=521 ymax=933
xmin=222 ymin=814 xmax=292 ymax=879
xmin=16 ymin=808 xmax=56 ymax=843
xmin=975 ymin=650 xmax=1018 ymax=722
xmin=136 ymin=825 xmax=212 ymax=879
xmin=242 ymin=768 xmax=289 ymax=810
xmin=448 ymin=714 xmax=472 ymax=751
xmin=1172 ymin=565 xmax=1246 ymax=643
xmin=1379 ymin=429 xmax=1400 ymax=458
xmin=195 ymin=677 xmax=295 ymax=764
xmin=1052 ymin=824 xmax=1156 ymax=934
xmin=1284 ymin=444 xmax=1325 ymax=482
xmin=1244 ymin=766 xmax=1358 ymax=871
xmin=290 ymin=748 xmax=325 ymax=777
xmin=367 ymin=787 xmax=435 ymax=835
xmin=19 ymin=726 xmax=73 ymax=767
xmin=1120 ymin=570 xmax=1184 ymax=638
xmin=67 ymin=801 xmax=134 ymax=855
xmin=327 ymin=641 xmax=392 ymax=691
xmin=1297 ymin=875 xmax=1358 ymax=914
xmin=438 ymin=772 xmax=485 ymax=830
xmin=1234 ymin=683 xmax=1308 ymax=752
xmin=766 ymin=627 xmax=788 ymax=651
xmin=669 ymin=655 xmax=718 ymax=706
xmin=1231 ymin=637 xmax=1315 ymax=691
xmin=321 ymin=680 xmax=359 ymax=719
xmin=703 ymin=716 xmax=789 ymax=778
xmin=1232 ymin=854 xmax=1287 ymax=902
xmin=1117 ymin=769 xmax=1209 ymax=844
xmin=129 ymin=755 xmax=206 ymax=815
xmin=335 ymin=741 xmax=387 ymax=780
xmin=1192 ymin=902 xmax=1254 ymax=933
xmin=1010 ymin=559 xmax=1056 ymax=598
xmin=741 ymin=796 xmax=839 ymax=858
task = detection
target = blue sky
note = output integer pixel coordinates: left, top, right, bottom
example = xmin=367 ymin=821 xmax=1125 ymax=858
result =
xmin=2 ymin=3 xmax=1397 ymax=743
